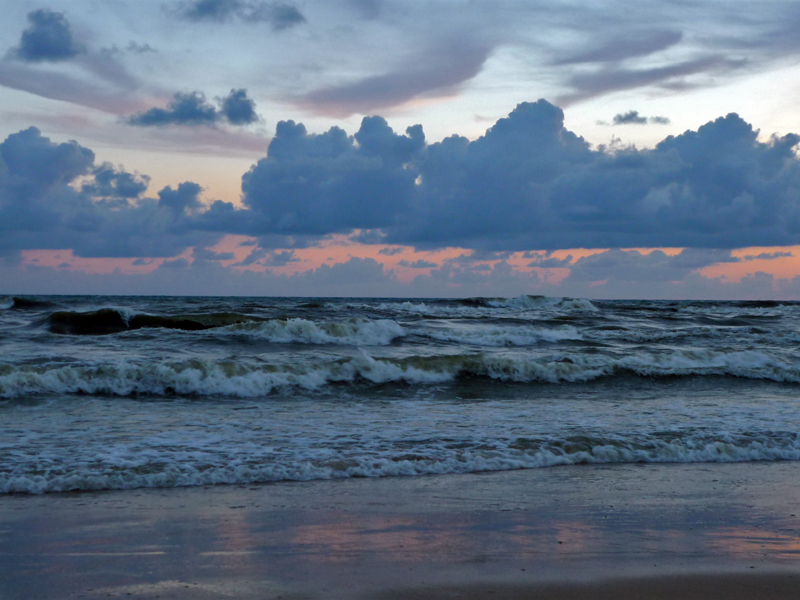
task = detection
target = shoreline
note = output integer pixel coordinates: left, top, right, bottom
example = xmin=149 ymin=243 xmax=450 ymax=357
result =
xmin=2 ymin=462 xmax=800 ymax=599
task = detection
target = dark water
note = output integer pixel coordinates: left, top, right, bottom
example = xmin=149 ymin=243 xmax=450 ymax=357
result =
xmin=2 ymin=294 xmax=800 ymax=493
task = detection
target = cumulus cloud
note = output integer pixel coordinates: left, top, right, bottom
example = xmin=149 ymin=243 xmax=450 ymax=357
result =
xmin=81 ymin=164 xmax=150 ymax=200
xmin=9 ymin=9 xmax=85 ymax=62
xmin=0 ymin=127 xmax=218 ymax=258
xmin=0 ymin=10 xmax=147 ymax=115
xmin=127 ymin=89 xmax=260 ymax=127
xmin=175 ymin=0 xmax=306 ymax=29
xmin=199 ymin=99 xmax=800 ymax=252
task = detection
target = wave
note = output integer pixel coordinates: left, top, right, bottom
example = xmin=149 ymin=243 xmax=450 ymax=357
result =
xmin=422 ymin=325 xmax=582 ymax=346
xmin=3 ymin=430 xmax=799 ymax=494
xmin=386 ymin=296 xmax=598 ymax=317
xmin=47 ymin=308 xmax=258 ymax=335
xmin=2 ymin=348 xmax=799 ymax=399
xmin=462 ymin=295 xmax=598 ymax=311
xmin=0 ymin=296 xmax=52 ymax=310
xmin=221 ymin=318 xmax=405 ymax=345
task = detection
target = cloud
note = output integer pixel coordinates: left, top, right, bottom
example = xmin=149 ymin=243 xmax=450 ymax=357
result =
xmin=612 ymin=110 xmax=671 ymax=125
xmin=0 ymin=11 xmax=145 ymax=114
xmin=192 ymin=247 xmax=235 ymax=261
xmin=558 ymin=56 xmax=744 ymax=105
xmin=378 ymin=246 xmax=404 ymax=256
xmin=298 ymin=39 xmax=491 ymax=116
xmin=564 ymin=248 xmax=738 ymax=283
xmin=199 ymin=99 xmax=800 ymax=252
xmin=613 ymin=110 xmax=647 ymax=125
xmin=175 ymin=0 xmax=305 ymax=29
xmin=81 ymin=164 xmax=150 ymax=200
xmin=219 ymin=88 xmax=259 ymax=125
xmin=527 ymin=254 xmax=574 ymax=268
xmin=0 ymin=127 xmax=218 ymax=259
xmin=202 ymin=116 xmax=423 ymax=235
xmin=263 ymin=250 xmax=299 ymax=266
xmin=127 ymin=89 xmax=260 ymax=127
xmin=743 ymin=251 xmax=793 ymax=260
xmin=398 ymin=259 xmax=437 ymax=268
xmin=556 ymin=30 xmax=683 ymax=65
xmin=158 ymin=182 xmax=204 ymax=213
xmin=9 ymin=9 xmax=85 ymax=62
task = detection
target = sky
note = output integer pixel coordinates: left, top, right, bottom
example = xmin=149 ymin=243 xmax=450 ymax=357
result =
xmin=2 ymin=0 xmax=800 ymax=299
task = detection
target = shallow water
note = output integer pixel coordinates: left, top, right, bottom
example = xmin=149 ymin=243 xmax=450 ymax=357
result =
xmin=2 ymin=294 xmax=800 ymax=493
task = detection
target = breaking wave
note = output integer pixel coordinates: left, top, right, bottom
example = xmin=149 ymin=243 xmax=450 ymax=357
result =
xmin=221 ymin=318 xmax=405 ymax=345
xmin=48 ymin=308 xmax=258 ymax=335
xmin=4 ymin=430 xmax=799 ymax=494
xmin=2 ymin=348 xmax=798 ymax=399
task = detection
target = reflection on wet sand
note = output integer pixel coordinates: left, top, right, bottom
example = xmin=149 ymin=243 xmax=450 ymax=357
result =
xmin=3 ymin=463 xmax=800 ymax=600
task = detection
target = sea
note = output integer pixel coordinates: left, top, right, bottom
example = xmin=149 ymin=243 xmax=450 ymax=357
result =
xmin=1 ymin=294 xmax=799 ymax=495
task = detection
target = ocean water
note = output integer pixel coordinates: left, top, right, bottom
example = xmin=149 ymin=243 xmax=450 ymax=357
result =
xmin=1 ymin=294 xmax=800 ymax=494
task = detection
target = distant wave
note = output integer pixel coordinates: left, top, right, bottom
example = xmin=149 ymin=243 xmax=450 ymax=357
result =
xmin=3 ymin=430 xmax=799 ymax=494
xmin=221 ymin=318 xmax=405 ymax=346
xmin=2 ymin=348 xmax=798 ymax=399
xmin=0 ymin=296 xmax=52 ymax=310
xmin=48 ymin=308 xmax=258 ymax=335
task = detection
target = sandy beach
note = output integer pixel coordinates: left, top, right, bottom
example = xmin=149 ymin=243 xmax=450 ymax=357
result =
xmin=2 ymin=461 xmax=800 ymax=599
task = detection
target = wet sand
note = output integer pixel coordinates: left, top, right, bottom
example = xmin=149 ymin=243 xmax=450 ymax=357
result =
xmin=2 ymin=462 xmax=800 ymax=599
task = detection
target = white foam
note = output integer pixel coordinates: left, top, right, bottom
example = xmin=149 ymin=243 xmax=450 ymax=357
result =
xmin=0 ymin=297 xmax=14 ymax=310
xmin=424 ymin=325 xmax=582 ymax=347
xmin=3 ymin=431 xmax=799 ymax=494
xmin=224 ymin=318 xmax=405 ymax=346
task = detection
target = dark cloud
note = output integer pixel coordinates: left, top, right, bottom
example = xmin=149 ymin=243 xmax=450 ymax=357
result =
xmin=161 ymin=258 xmax=191 ymax=269
xmin=565 ymin=249 xmax=739 ymax=283
xmin=612 ymin=111 xmax=672 ymax=125
xmin=233 ymin=246 xmax=268 ymax=266
xmin=192 ymin=247 xmax=235 ymax=261
xmin=398 ymin=259 xmax=437 ymax=268
xmin=528 ymin=255 xmax=574 ymax=268
xmin=744 ymin=251 xmax=793 ymax=260
xmin=378 ymin=246 xmax=404 ymax=256
xmin=127 ymin=92 xmax=219 ymax=126
xmin=613 ymin=110 xmax=647 ymax=125
xmin=200 ymin=99 xmax=800 ymax=252
xmin=201 ymin=116 xmax=423 ymax=235
xmin=127 ymin=90 xmax=260 ymax=127
xmin=10 ymin=9 xmax=85 ymax=62
xmin=82 ymin=164 xmax=150 ymax=200
xmin=158 ymin=182 xmax=204 ymax=213
xmin=263 ymin=250 xmax=299 ymax=266
xmin=219 ymin=89 xmax=259 ymax=125
xmin=299 ymin=40 xmax=491 ymax=116
xmin=0 ymin=127 xmax=218 ymax=259
xmin=556 ymin=30 xmax=683 ymax=65
xmin=176 ymin=0 xmax=305 ymax=29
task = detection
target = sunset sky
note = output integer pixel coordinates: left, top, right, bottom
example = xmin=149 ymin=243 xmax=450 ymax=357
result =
xmin=3 ymin=0 xmax=800 ymax=298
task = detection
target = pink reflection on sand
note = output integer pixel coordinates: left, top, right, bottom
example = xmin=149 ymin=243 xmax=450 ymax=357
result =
xmin=706 ymin=527 xmax=800 ymax=559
